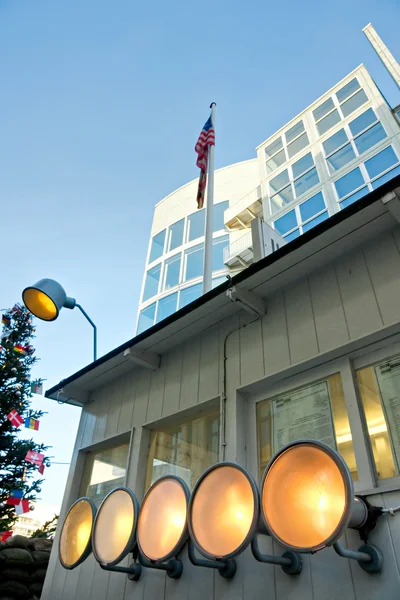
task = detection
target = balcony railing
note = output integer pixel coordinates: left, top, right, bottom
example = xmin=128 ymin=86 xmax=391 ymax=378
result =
xmin=224 ymin=231 xmax=253 ymax=264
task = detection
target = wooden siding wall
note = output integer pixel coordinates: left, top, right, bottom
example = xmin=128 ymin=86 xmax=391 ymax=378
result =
xmin=43 ymin=230 xmax=400 ymax=600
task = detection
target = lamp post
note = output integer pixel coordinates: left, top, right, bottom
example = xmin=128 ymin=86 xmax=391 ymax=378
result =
xmin=22 ymin=278 xmax=97 ymax=361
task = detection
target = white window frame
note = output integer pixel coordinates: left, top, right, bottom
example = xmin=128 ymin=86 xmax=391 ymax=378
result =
xmin=272 ymin=190 xmax=329 ymax=240
xmin=264 ymin=120 xmax=310 ymax=177
xmin=183 ymin=243 xmax=204 ymax=282
xmin=162 ymin=252 xmax=182 ymax=292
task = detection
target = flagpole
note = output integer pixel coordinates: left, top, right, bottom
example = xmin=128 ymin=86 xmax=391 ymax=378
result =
xmin=203 ymin=102 xmax=216 ymax=294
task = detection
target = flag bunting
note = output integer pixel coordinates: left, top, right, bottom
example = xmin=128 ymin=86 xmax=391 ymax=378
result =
xmin=25 ymin=417 xmax=40 ymax=431
xmin=7 ymin=409 xmax=24 ymax=428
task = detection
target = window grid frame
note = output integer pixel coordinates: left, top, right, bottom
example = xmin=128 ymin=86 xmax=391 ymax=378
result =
xmin=273 ymin=192 xmax=329 ymax=240
xmin=264 ymin=120 xmax=310 ymax=177
xmin=312 ymin=77 xmax=367 ymax=136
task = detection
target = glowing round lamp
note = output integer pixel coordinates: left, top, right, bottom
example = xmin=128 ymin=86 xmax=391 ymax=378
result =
xmin=261 ymin=440 xmax=363 ymax=553
xmin=59 ymin=497 xmax=96 ymax=570
xmin=92 ymin=487 xmax=139 ymax=567
xmin=188 ymin=463 xmax=259 ymax=560
xmin=22 ymin=279 xmax=76 ymax=322
xmin=137 ymin=476 xmax=189 ymax=562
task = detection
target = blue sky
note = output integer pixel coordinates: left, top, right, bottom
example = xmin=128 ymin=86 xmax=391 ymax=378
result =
xmin=1 ymin=0 xmax=399 ymax=508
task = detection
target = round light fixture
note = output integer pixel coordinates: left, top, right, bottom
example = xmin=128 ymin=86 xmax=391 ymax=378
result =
xmin=22 ymin=278 xmax=76 ymax=322
xmin=59 ymin=497 xmax=96 ymax=569
xmin=137 ymin=476 xmax=189 ymax=562
xmin=188 ymin=462 xmax=259 ymax=560
xmin=261 ymin=440 xmax=358 ymax=553
xmin=92 ymin=487 xmax=139 ymax=567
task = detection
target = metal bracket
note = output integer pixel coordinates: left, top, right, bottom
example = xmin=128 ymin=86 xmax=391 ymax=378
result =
xmin=251 ymin=535 xmax=302 ymax=575
xmin=123 ymin=348 xmax=160 ymax=370
xmin=100 ymin=562 xmax=142 ymax=581
xmin=333 ymin=541 xmax=383 ymax=573
xmin=227 ymin=286 xmax=266 ymax=317
xmin=138 ymin=552 xmax=183 ymax=579
xmin=188 ymin=539 xmax=236 ymax=579
xmin=381 ymin=188 xmax=400 ymax=223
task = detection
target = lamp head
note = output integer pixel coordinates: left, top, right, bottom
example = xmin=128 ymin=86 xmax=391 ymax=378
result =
xmin=59 ymin=497 xmax=96 ymax=570
xmin=137 ymin=476 xmax=190 ymax=562
xmin=92 ymin=487 xmax=139 ymax=567
xmin=188 ymin=462 xmax=259 ymax=560
xmin=22 ymin=278 xmax=76 ymax=321
xmin=261 ymin=440 xmax=354 ymax=553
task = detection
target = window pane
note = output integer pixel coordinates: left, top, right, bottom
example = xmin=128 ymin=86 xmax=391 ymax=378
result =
xmin=179 ymin=283 xmax=203 ymax=308
xmin=294 ymin=167 xmax=319 ymax=197
xmin=323 ymin=129 xmax=348 ymax=156
xmin=285 ymin=121 xmax=305 ymax=144
xmin=356 ymin=358 xmax=400 ymax=479
xmin=299 ymin=192 xmax=325 ymax=222
xmin=316 ymin=109 xmax=341 ymax=135
xmin=265 ymin=137 xmax=283 ymax=158
xmin=271 ymin=185 xmax=294 ymax=212
xmin=365 ymin=146 xmax=398 ymax=179
xmin=284 ymin=229 xmax=300 ymax=242
xmin=287 ymin=132 xmax=309 ymax=159
xmin=137 ymin=303 xmax=156 ymax=334
xmin=213 ymin=201 xmax=228 ymax=232
xmin=156 ymin=293 xmax=178 ymax=323
xmin=339 ymin=186 xmax=369 ymax=208
xmin=269 ymin=169 xmax=289 ymax=193
xmin=149 ymin=230 xmax=166 ymax=263
xmin=326 ymin=143 xmax=356 ymax=172
xmin=145 ymin=410 xmax=220 ymax=489
xmin=168 ymin=219 xmax=184 ymax=252
xmin=143 ymin=264 xmax=161 ymax=301
xmin=340 ymin=89 xmax=368 ymax=117
xmin=334 ymin=167 xmax=365 ymax=199
xmin=187 ymin=210 xmax=205 ymax=241
xmin=274 ymin=210 xmax=297 ymax=235
xmin=354 ymin=123 xmax=386 ymax=155
xmin=349 ymin=108 xmax=377 ymax=137
xmin=292 ymin=152 xmax=314 ymax=178
xmin=212 ymin=276 xmax=226 ymax=289
xmin=185 ymin=244 xmax=204 ymax=281
xmin=371 ymin=165 xmax=400 ymax=190
xmin=313 ymin=98 xmax=335 ymax=122
xmin=212 ymin=235 xmax=229 ymax=271
xmin=82 ymin=444 xmax=129 ymax=506
xmin=336 ymin=78 xmax=360 ymax=103
xmin=302 ymin=211 xmax=329 ymax=232
xmin=256 ymin=374 xmax=357 ymax=480
xmin=266 ymin=149 xmax=286 ymax=174
xmin=164 ymin=255 xmax=181 ymax=290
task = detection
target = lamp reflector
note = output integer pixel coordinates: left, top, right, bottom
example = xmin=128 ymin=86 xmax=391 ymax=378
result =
xmin=261 ymin=441 xmax=353 ymax=552
xmin=59 ymin=497 xmax=95 ymax=569
xmin=93 ymin=488 xmax=138 ymax=566
xmin=189 ymin=463 xmax=258 ymax=560
xmin=23 ymin=287 xmax=58 ymax=321
xmin=137 ymin=476 xmax=189 ymax=562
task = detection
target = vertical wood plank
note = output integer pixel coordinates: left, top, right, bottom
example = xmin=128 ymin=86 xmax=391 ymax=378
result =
xmin=243 ymin=537 xmax=276 ymax=600
xmin=131 ymin=370 xmax=152 ymax=428
xmin=382 ymin=490 xmax=400 ymax=572
xmin=91 ymin=388 xmax=110 ymax=444
xmin=179 ymin=338 xmax=201 ymax=411
xmin=223 ymin=314 xmax=241 ymax=463
xmin=142 ymin=570 xmax=166 ymax=600
xmin=104 ymin=379 xmax=123 ymax=439
xmin=80 ymin=402 xmax=97 ymax=449
xmin=239 ymin=315 xmax=264 ymax=386
xmin=284 ymin=279 xmax=319 ymax=364
xmin=273 ymin=539 xmax=313 ymax=600
xmin=214 ymin=551 xmax=244 ymax=600
xmin=363 ymin=233 xmax=400 ymax=325
xmin=262 ymin=290 xmax=290 ymax=377
xmin=60 ymin=566 xmax=81 ymax=600
xmin=145 ymin=364 xmax=167 ymax=423
xmin=199 ymin=322 xmax=220 ymax=402
xmin=335 ymin=249 xmax=383 ymax=340
xmin=310 ymin=545 xmax=355 ymax=600
xmin=117 ymin=372 xmax=137 ymax=434
xmin=105 ymin=570 xmax=127 ymax=600
xmin=309 ymin=265 xmax=350 ymax=353
xmin=89 ymin=562 xmax=110 ymax=600
xmin=162 ymin=346 xmax=183 ymax=417
xmin=74 ymin=555 xmax=96 ymax=600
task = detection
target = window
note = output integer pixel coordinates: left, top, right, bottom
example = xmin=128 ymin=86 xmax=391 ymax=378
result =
xmin=156 ymin=293 xmax=178 ymax=323
xmin=149 ymin=230 xmax=166 ymax=263
xmin=269 ymin=153 xmax=320 ymax=213
xmin=179 ymin=283 xmax=202 ymax=308
xmin=273 ymin=191 xmax=327 ymax=239
xmin=315 ymin=108 xmax=341 ymax=136
xmin=356 ymin=355 xmax=400 ymax=480
xmin=212 ymin=276 xmax=226 ymax=289
xmin=364 ymin=145 xmax=399 ymax=180
xmin=168 ymin=219 xmax=184 ymax=252
xmin=264 ymin=122 xmax=309 ymax=175
xmin=256 ymin=374 xmax=357 ymax=481
xmin=213 ymin=201 xmax=229 ymax=232
xmin=137 ymin=303 xmax=156 ymax=334
xmin=163 ymin=254 xmax=181 ymax=290
xmin=266 ymin=149 xmax=286 ymax=174
xmin=212 ymin=235 xmax=229 ymax=271
xmin=185 ymin=244 xmax=204 ymax=281
xmin=322 ymin=129 xmax=348 ymax=156
xmin=293 ymin=167 xmax=319 ymax=197
xmin=353 ymin=123 xmax=386 ymax=155
xmin=187 ymin=210 xmax=205 ymax=241
xmin=313 ymin=79 xmax=368 ymax=137
xmin=349 ymin=108 xmax=377 ymax=136
xmin=336 ymin=78 xmax=360 ymax=103
xmin=334 ymin=167 xmax=365 ymax=199
xmin=287 ymin=132 xmax=309 ymax=159
xmin=80 ymin=443 xmax=130 ymax=506
xmin=145 ymin=409 xmax=220 ymax=490
xmin=326 ymin=143 xmax=356 ymax=172
xmin=339 ymin=187 xmax=369 ymax=209
xmin=313 ymin=98 xmax=335 ymax=122
xmin=340 ymin=89 xmax=368 ymax=117
xmin=142 ymin=264 xmax=161 ymax=302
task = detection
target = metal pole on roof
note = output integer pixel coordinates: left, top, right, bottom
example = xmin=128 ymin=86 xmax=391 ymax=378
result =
xmin=363 ymin=23 xmax=400 ymax=91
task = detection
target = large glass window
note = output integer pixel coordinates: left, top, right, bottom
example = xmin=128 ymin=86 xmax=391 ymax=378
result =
xmin=168 ymin=219 xmax=184 ymax=252
xmin=322 ymin=129 xmax=348 ymax=156
xmin=313 ymin=98 xmax=335 ymax=122
xmin=315 ymin=108 xmax=341 ymax=135
xmin=143 ymin=264 xmax=161 ymax=302
xmin=80 ymin=443 xmax=130 ymax=506
xmin=256 ymin=374 xmax=357 ymax=481
xmin=145 ymin=409 xmax=220 ymax=489
xmin=264 ymin=123 xmax=309 ymax=175
xmin=269 ymin=154 xmax=320 ymax=213
xmin=137 ymin=303 xmax=156 ymax=334
xmin=287 ymin=132 xmax=309 ymax=159
xmin=340 ymin=89 xmax=368 ymax=117
xmin=149 ymin=230 xmax=166 ymax=263
xmin=336 ymin=78 xmax=360 ymax=103
xmin=185 ymin=244 xmax=204 ymax=281
xmin=163 ymin=254 xmax=181 ymax=291
xmin=179 ymin=283 xmax=202 ymax=308
xmin=326 ymin=143 xmax=356 ymax=172
xmin=364 ymin=145 xmax=399 ymax=180
xmin=213 ymin=201 xmax=229 ymax=232
xmin=354 ymin=123 xmax=386 ymax=155
xmin=187 ymin=210 xmax=205 ymax=241
xmin=349 ymin=108 xmax=377 ymax=136
xmin=293 ymin=167 xmax=319 ymax=197
xmin=334 ymin=167 xmax=365 ymax=199
xmin=266 ymin=149 xmax=286 ymax=174
xmin=273 ymin=191 xmax=327 ymax=240
xmin=156 ymin=293 xmax=178 ymax=323
xmin=212 ymin=235 xmax=229 ymax=271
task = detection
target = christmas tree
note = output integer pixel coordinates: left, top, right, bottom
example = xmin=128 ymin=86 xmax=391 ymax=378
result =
xmin=0 ymin=304 xmax=49 ymax=533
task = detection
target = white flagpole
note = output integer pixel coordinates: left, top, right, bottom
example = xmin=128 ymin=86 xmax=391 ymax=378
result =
xmin=203 ymin=102 xmax=216 ymax=294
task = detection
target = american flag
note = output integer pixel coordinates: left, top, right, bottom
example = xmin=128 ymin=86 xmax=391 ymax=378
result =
xmin=195 ymin=115 xmax=215 ymax=209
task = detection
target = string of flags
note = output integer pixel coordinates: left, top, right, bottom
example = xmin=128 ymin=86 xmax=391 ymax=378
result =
xmin=7 ymin=410 xmax=40 ymax=431
xmin=4 ymin=452 xmax=46 ymax=516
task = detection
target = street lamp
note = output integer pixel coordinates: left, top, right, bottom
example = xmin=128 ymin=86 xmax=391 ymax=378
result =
xmin=22 ymin=278 xmax=97 ymax=361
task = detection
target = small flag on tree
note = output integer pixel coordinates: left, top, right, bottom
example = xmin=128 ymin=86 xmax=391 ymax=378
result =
xmin=6 ymin=490 xmax=23 ymax=505
xmin=15 ymin=499 xmax=30 ymax=515
xmin=0 ymin=531 xmax=13 ymax=542
xmin=25 ymin=417 xmax=39 ymax=431
xmin=30 ymin=381 xmax=43 ymax=395
xmin=13 ymin=344 xmax=28 ymax=356
xmin=7 ymin=409 xmax=24 ymax=428
xmin=1 ymin=314 xmax=11 ymax=327
xmin=38 ymin=463 xmax=45 ymax=475
xmin=25 ymin=450 xmax=45 ymax=466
